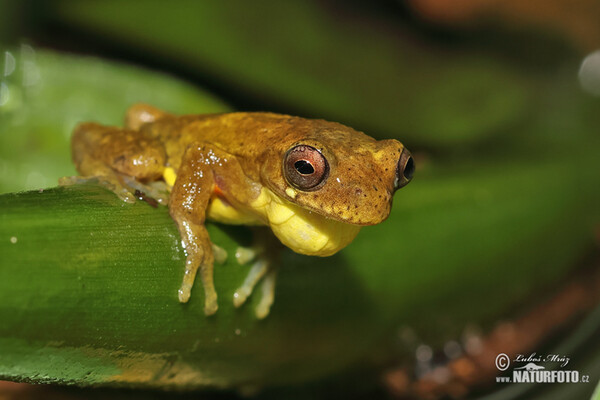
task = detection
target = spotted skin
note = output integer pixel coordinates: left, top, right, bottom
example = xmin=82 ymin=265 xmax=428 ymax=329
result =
xmin=68 ymin=104 xmax=413 ymax=317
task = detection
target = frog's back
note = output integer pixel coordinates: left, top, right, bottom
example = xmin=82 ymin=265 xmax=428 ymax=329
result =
xmin=185 ymin=112 xmax=296 ymax=156
xmin=148 ymin=112 xmax=307 ymax=170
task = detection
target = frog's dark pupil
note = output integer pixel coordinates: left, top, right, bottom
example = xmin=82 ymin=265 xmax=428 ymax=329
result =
xmin=294 ymin=160 xmax=314 ymax=175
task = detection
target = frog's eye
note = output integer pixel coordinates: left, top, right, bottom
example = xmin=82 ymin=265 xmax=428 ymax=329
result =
xmin=283 ymin=145 xmax=329 ymax=191
xmin=395 ymin=149 xmax=414 ymax=190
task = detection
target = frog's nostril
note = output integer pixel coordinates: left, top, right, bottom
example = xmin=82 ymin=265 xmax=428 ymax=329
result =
xmin=395 ymin=149 xmax=414 ymax=190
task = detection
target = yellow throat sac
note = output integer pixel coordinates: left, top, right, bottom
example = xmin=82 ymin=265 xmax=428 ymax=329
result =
xmin=249 ymin=187 xmax=361 ymax=257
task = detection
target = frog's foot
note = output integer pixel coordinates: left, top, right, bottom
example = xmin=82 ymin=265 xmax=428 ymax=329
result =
xmin=233 ymin=245 xmax=278 ymax=319
xmin=122 ymin=176 xmax=170 ymax=205
xmin=235 ymin=246 xmax=258 ymax=265
xmin=178 ymin=259 xmax=218 ymax=316
xmin=256 ymin=269 xmax=277 ymax=319
xmin=59 ymin=175 xmax=136 ymax=203
xmin=233 ymin=258 xmax=268 ymax=308
xmin=212 ymin=243 xmax=228 ymax=264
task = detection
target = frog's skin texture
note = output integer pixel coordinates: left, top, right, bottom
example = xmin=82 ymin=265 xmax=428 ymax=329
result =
xmin=68 ymin=104 xmax=414 ymax=318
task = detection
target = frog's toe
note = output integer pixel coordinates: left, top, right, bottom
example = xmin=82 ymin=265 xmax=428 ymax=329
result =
xmin=178 ymin=284 xmax=192 ymax=303
xmin=233 ymin=231 xmax=281 ymax=317
xmin=59 ymin=175 xmax=103 ymax=188
xmin=122 ymin=176 xmax=169 ymax=204
xmin=58 ymin=175 xmax=83 ymax=186
xmin=111 ymin=184 xmax=136 ymax=203
xmin=95 ymin=176 xmax=136 ymax=203
xmin=212 ymin=244 xmax=228 ymax=264
xmin=233 ymin=288 xmax=250 ymax=308
xmin=235 ymin=246 xmax=257 ymax=265
xmin=255 ymin=269 xmax=277 ymax=319
xmin=59 ymin=175 xmax=136 ymax=203
xmin=204 ymin=297 xmax=218 ymax=316
xmin=233 ymin=259 xmax=268 ymax=308
xmin=148 ymin=181 xmax=170 ymax=204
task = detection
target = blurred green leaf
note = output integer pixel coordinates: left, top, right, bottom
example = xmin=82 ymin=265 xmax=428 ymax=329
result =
xmin=0 ymin=46 xmax=228 ymax=193
xmin=0 ymin=0 xmax=20 ymax=43
xmin=0 ymin=184 xmax=384 ymax=388
xmin=592 ymin=378 xmax=600 ymax=400
xmin=49 ymin=0 xmax=533 ymax=148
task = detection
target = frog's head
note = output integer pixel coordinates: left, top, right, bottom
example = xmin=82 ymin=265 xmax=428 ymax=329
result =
xmin=261 ymin=117 xmax=414 ymax=226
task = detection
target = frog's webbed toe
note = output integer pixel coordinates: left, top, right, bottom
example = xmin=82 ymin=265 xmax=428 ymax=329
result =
xmin=235 ymin=246 xmax=258 ymax=265
xmin=233 ymin=258 xmax=268 ymax=307
xmin=233 ymin=239 xmax=280 ymax=319
xmin=178 ymin=256 xmax=219 ymax=316
xmin=212 ymin=243 xmax=228 ymax=264
xmin=122 ymin=176 xmax=170 ymax=205
xmin=59 ymin=175 xmax=137 ymax=203
xmin=255 ymin=269 xmax=277 ymax=319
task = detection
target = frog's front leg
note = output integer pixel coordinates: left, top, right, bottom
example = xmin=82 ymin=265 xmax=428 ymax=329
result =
xmin=170 ymin=142 xmax=265 ymax=315
xmin=169 ymin=143 xmax=224 ymax=315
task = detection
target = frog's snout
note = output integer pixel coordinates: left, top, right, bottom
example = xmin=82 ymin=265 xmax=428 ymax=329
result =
xmin=395 ymin=149 xmax=414 ymax=190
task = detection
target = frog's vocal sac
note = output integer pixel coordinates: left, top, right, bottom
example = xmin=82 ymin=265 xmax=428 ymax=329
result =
xmin=66 ymin=104 xmax=414 ymax=318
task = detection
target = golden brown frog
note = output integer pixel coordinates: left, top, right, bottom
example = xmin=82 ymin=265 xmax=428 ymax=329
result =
xmin=66 ymin=104 xmax=414 ymax=318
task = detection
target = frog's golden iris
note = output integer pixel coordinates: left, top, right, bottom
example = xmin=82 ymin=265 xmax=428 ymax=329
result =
xmin=283 ymin=145 xmax=329 ymax=191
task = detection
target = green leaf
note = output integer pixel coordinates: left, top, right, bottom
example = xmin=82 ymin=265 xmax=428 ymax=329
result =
xmin=592 ymin=377 xmax=600 ymax=400
xmin=0 ymin=46 xmax=228 ymax=193
xmin=0 ymin=184 xmax=385 ymax=388
xmin=1 ymin=147 xmax=598 ymax=388
xmin=48 ymin=0 xmax=532 ymax=148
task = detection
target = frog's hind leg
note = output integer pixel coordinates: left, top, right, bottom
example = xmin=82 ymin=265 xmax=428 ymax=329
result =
xmin=233 ymin=229 xmax=282 ymax=319
xmin=65 ymin=122 xmax=167 ymax=203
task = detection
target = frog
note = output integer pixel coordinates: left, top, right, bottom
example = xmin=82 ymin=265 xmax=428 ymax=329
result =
xmin=65 ymin=104 xmax=414 ymax=318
